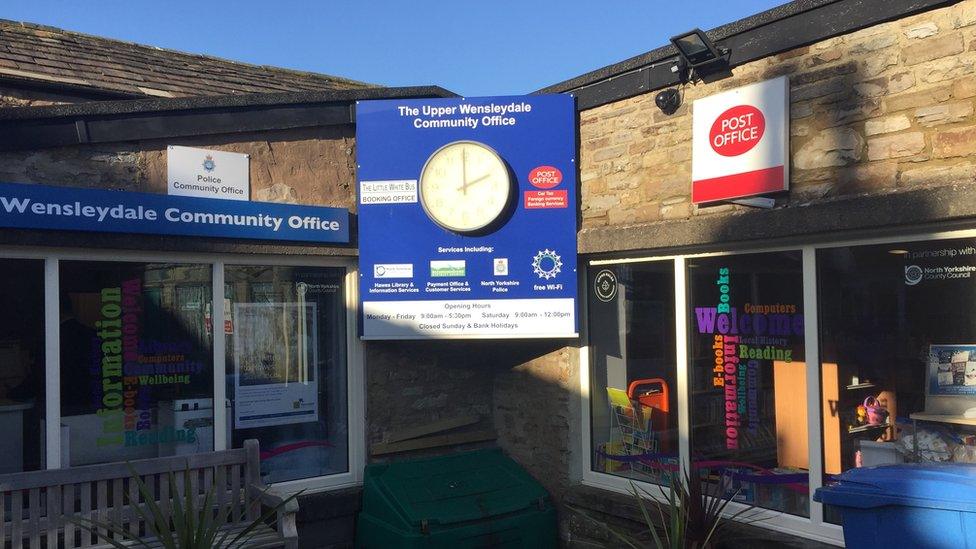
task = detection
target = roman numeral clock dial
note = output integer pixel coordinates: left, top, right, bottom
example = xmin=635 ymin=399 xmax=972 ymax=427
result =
xmin=418 ymin=141 xmax=512 ymax=234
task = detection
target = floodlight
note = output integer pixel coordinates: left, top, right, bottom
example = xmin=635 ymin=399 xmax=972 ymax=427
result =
xmin=669 ymin=28 xmax=731 ymax=83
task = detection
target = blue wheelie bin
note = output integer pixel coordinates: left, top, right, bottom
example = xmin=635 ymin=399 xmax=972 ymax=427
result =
xmin=814 ymin=463 xmax=976 ymax=548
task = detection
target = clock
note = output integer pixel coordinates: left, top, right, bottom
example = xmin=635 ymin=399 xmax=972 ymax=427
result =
xmin=418 ymin=140 xmax=513 ymax=234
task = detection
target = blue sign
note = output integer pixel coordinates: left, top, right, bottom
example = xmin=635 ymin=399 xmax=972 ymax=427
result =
xmin=356 ymin=94 xmax=578 ymax=339
xmin=0 ymin=181 xmax=349 ymax=243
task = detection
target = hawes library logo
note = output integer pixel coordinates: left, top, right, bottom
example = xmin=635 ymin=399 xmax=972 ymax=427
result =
xmin=202 ymin=154 xmax=216 ymax=173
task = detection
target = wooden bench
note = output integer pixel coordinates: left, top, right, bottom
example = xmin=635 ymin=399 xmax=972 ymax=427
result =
xmin=0 ymin=439 xmax=298 ymax=548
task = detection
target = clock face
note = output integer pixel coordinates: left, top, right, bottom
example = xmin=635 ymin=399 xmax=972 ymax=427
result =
xmin=418 ymin=141 xmax=512 ymax=234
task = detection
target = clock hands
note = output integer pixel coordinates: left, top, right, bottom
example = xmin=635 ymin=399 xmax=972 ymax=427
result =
xmin=457 ymin=147 xmax=493 ymax=193
xmin=460 ymin=147 xmax=468 ymax=194
xmin=458 ymin=173 xmax=491 ymax=191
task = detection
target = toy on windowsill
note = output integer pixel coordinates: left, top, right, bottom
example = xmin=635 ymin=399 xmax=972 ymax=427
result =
xmin=863 ymin=396 xmax=889 ymax=425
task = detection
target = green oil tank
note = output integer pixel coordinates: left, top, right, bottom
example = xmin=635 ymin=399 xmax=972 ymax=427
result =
xmin=355 ymin=448 xmax=558 ymax=548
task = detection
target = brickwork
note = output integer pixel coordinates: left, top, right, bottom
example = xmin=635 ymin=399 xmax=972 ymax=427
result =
xmin=580 ymin=0 xmax=976 ymax=228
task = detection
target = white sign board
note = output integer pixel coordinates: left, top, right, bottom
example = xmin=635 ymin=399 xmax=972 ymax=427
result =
xmin=167 ymin=145 xmax=250 ymax=201
xmin=362 ymin=298 xmax=576 ymax=339
xmin=692 ymin=76 xmax=789 ymax=204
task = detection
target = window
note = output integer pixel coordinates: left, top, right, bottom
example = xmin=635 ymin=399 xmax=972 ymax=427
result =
xmin=59 ymin=261 xmax=213 ymax=466
xmin=688 ymin=252 xmax=808 ymax=517
xmin=818 ymin=237 xmax=976 ymax=523
xmin=0 ymin=259 xmax=45 ymax=473
xmin=588 ymin=262 xmax=678 ymax=485
xmin=225 ymin=265 xmax=348 ymax=483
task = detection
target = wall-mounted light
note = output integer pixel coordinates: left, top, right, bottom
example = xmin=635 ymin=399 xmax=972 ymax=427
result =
xmin=670 ymin=28 xmax=731 ymax=83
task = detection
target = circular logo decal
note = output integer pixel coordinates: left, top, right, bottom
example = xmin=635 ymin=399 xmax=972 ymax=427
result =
xmin=528 ymin=166 xmax=563 ymax=189
xmin=532 ymin=249 xmax=563 ymax=280
xmin=594 ymin=269 xmax=618 ymax=302
xmin=905 ymin=265 xmax=923 ymax=286
xmin=709 ymin=105 xmax=766 ymax=157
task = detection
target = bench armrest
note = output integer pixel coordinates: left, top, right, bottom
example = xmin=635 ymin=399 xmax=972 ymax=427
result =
xmin=247 ymin=482 xmax=300 ymax=515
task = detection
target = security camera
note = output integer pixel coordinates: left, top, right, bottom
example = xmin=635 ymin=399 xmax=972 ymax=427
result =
xmin=655 ymin=88 xmax=681 ymax=115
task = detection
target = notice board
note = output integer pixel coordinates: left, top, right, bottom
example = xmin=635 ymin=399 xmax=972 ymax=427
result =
xmin=356 ymin=95 xmax=578 ymax=339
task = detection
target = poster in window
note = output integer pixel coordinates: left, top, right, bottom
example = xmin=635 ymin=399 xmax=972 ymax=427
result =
xmin=928 ymin=344 xmax=976 ymax=396
xmin=233 ymin=302 xmax=319 ymax=428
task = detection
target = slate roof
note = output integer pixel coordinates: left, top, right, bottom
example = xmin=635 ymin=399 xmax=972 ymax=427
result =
xmin=0 ymin=19 xmax=373 ymax=99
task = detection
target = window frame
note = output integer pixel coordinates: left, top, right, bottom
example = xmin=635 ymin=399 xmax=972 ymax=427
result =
xmin=0 ymin=246 xmax=363 ymax=495
xmin=579 ymin=228 xmax=976 ymax=545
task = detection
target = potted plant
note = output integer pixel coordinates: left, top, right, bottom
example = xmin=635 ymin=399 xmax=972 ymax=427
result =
xmin=573 ymin=467 xmax=764 ymax=549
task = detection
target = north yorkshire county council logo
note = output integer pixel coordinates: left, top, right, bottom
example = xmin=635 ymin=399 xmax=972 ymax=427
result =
xmin=532 ymin=249 xmax=562 ymax=280
xmin=202 ymin=154 xmax=216 ymax=172
xmin=905 ymin=265 xmax=923 ymax=286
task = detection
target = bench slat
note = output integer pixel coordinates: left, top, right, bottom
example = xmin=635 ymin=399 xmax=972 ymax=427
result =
xmin=28 ymin=487 xmax=40 ymax=549
xmin=80 ymin=482 xmax=92 ymax=547
xmin=189 ymin=468 xmax=199 ymax=517
xmin=112 ymin=479 xmax=123 ymax=541
xmin=230 ymin=464 xmax=241 ymax=523
xmin=203 ymin=467 xmax=213 ymax=519
xmin=127 ymin=477 xmax=139 ymax=538
xmin=12 ymin=489 xmax=23 ymax=549
xmin=215 ymin=465 xmax=227 ymax=524
xmin=96 ymin=480 xmax=107 ymax=544
xmin=244 ymin=441 xmax=260 ymax=522
xmin=158 ymin=472 xmax=169 ymax=526
xmin=47 ymin=485 xmax=61 ymax=549
xmin=63 ymin=484 xmax=75 ymax=548
xmin=1 ymin=485 xmax=6 ymax=547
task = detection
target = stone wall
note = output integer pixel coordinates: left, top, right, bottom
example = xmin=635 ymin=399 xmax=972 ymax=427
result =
xmin=364 ymin=340 xmax=496 ymax=458
xmin=0 ymin=125 xmax=357 ymax=208
xmin=363 ymin=338 xmax=582 ymax=504
xmin=0 ymin=84 xmax=101 ymax=108
xmin=580 ymin=0 xmax=976 ymax=230
xmin=493 ymin=342 xmax=581 ymax=502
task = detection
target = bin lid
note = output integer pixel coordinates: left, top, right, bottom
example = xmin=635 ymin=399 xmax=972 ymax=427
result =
xmin=815 ymin=464 xmax=976 ymax=511
xmin=363 ymin=448 xmax=549 ymax=527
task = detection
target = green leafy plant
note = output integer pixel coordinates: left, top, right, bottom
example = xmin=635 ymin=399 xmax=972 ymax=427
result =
xmin=71 ymin=465 xmax=299 ymax=549
xmin=573 ymin=468 xmax=764 ymax=549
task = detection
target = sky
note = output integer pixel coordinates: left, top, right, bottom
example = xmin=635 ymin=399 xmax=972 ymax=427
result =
xmin=3 ymin=0 xmax=787 ymax=96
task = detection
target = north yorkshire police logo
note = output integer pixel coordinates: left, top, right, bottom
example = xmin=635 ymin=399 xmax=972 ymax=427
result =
xmin=202 ymin=154 xmax=216 ymax=172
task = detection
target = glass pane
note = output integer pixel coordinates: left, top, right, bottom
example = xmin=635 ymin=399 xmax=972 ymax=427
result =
xmin=59 ymin=262 xmax=213 ymax=466
xmin=588 ymin=262 xmax=678 ymax=485
xmin=225 ymin=265 xmax=347 ymax=483
xmin=688 ymin=252 xmax=809 ymax=517
xmin=0 ymin=259 xmax=45 ymax=472
xmin=819 ymin=237 xmax=976 ymax=524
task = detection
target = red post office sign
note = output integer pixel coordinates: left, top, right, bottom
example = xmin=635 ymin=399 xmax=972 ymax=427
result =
xmin=692 ymin=77 xmax=789 ymax=204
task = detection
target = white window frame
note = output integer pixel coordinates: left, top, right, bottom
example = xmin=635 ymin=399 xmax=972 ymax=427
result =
xmin=4 ymin=246 xmax=364 ymax=495
xmin=578 ymin=227 xmax=976 ymax=546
